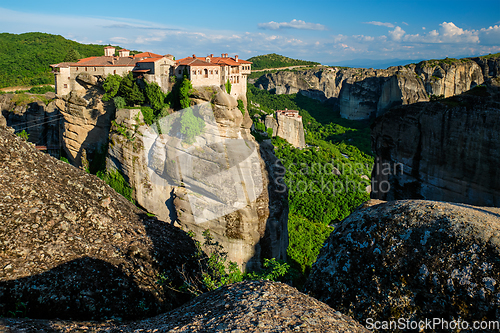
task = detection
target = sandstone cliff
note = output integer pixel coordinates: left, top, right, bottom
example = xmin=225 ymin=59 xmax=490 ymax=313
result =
xmin=107 ymin=86 xmax=288 ymax=272
xmin=1 ymin=281 xmax=368 ymax=332
xmin=0 ymin=126 xmax=204 ymax=320
xmin=264 ymin=110 xmax=306 ymax=148
xmin=305 ymin=199 xmax=500 ymax=332
xmin=256 ymin=56 xmax=498 ymax=120
xmin=371 ymin=79 xmax=500 ymax=206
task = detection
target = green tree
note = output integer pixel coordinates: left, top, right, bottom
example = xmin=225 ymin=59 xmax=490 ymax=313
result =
xmin=179 ymin=78 xmax=193 ymax=109
xmin=225 ymin=79 xmax=231 ymax=94
xmin=144 ymin=81 xmax=166 ymax=112
xmin=118 ymin=72 xmax=144 ymax=106
xmin=63 ymin=49 xmax=81 ymax=62
xmin=102 ymin=74 xmax=123 ymax=101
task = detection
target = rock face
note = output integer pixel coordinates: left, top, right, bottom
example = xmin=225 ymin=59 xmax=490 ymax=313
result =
xmin=256 ymin=56 xmax=499 ymax=120
xmin=1 ymin=281 xmax=369 ymax=332
xmin=107 ymin=86 xmax=288 ymax=271
xmin=0 ymin=127 xmax=204 ymax=320
xmin=305 ymin=200 xmax=500 ymax=331
xmin=371 ymin=79 xmax=500 ymax=206
xmin=0 ymin=93 xmax=62 ymax=153
xmin=264 ymin=110 xmax=305 ymax=148
xmin=56 ymin=81 xmax=114 ymax=166
xmin=0 ymin=83 xmax=114 ymax=166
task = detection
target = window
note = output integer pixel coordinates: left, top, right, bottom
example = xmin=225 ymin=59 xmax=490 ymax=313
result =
xmin=85 ymin=67 xmax=87 ymax=71
xmin=178 ymin=70 xmax=182 ymax=74
xmin=64 ymin=84 xmax=68 ymax=88
xmin=215 ymin=70 xmax=218 ymax=74
xmin=114 ymin=70 xmax=116 ymax=74
xmin=210 ymin=70 xmax=213 ymax=74
xmin=193 ymin=70 xmax=196 ymax=75
xmin=204 ymin=69 xmax=208 ymax=78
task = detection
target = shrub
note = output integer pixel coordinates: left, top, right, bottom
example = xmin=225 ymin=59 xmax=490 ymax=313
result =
xmin=237 ymin=99 xmax=245 ymax=115
xmin=96 ymin=169 xmax=135 ymax=203
xmin=225 ymin=79 xmax=231 ymax=94
xmin=266 ymin=127 xmax=273 ymax=137
xmin=113 ymin=96 xmax=126 ymax=109
xmin=180 ymin=108 xmax=205 ymax=144
xmin=16 ymin=130 xmax=29 ymax=141
xmin=141 ymin=106 xmax=154 ymax=125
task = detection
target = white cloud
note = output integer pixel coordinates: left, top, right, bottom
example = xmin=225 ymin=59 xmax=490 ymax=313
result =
xmin=389 ymin=26 xmax=405 ymax=41
xmin=364 ymin=21 xmax=395 ymax=28
xmin=258 ymin=19 xmax=327 ymax=31
xmin=439 ymin=22 xmax=479 ymax=43
xmin=402 ymin=22 xmax=409 ymax=26
xmin=478 ymin=24 xmax=500 ymax=45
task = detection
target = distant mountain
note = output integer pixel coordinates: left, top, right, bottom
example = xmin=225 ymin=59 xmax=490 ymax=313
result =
xmin=327 ymin=58 xmax=426 ymax=69
xmin=0 ymin=32 xmax=125 ymax=88
xmin=246 ymin=53 xmax=320 ymax=70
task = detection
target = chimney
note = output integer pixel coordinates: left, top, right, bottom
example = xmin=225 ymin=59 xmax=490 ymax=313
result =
xmin=226 ymin=53 xmax=228 ymax=58
xmin=210 ymin=54 xmax=214 ymax=57
xmin=206 ymin=57 xmax=211 ymax=63
xmin=118 ymin=49 xmax=130 ymax=57
xmin=104 ymin=46 xmax=115 ymax=57
xmin=235 ymin=55 xmax=239 ymax=62
xmin=192 ymin=54 xmax=196 ymax=58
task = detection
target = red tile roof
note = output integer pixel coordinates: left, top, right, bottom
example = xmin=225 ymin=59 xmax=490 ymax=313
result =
xmin=176 ymin=57 xmax=219 ymax=67
xmin=133 ymin=52 xmax=163 ymax=58
xmin=176 ymin=55 xmax=252 ymax=67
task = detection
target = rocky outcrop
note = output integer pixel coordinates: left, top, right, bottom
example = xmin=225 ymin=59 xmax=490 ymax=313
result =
xmin=0 ymin=93 xmax=61 ymax=151
xmin=371 ymin=79 xmax=500 ymax=206
xmin=264 ymin=110 xmax=306 ymax=148
xmin=257 ymin=56 xmax=499 ymax=120
xmin=107 ymin=86 xmax=288 ymax=271
xmin=0 ymin=127 xmax=204 ymax=320
xmin=1 ymin=281 xmax=369 ymax=332
xmin=56 ymin=82 xmax=114 ymax=166
xmin=305 ymin=199 xmax=500 ymax=332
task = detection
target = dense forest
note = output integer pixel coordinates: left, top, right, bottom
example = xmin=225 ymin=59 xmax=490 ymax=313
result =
xmin=246 ymin=53 xmax=320 ymax=70
xmin=247 ymin=85 xmax=373 ymax=283
xmin=0 ymin=32 xmax=122 ymax=88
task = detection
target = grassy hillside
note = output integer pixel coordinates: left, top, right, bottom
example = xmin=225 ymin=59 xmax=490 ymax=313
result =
xmin=246 ymin=53 xmax=320 ymax=70
xmin=0 ymin=32 xmax=122 ymax=88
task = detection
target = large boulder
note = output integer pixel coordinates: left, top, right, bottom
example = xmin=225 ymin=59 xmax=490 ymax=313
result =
xmin=305 ymin=200 xmax=500 ymax=331
xmin=1 ymin=281 xmax=369 ymax=332
xmin=0 ymin=127 xmax=204 ymax=321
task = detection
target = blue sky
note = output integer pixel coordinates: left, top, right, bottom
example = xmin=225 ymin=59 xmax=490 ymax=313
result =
xmin=1 ymin=0 xmax=499 ymax=64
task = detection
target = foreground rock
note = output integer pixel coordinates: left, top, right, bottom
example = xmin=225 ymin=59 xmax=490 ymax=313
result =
xmin=305 ymin=200 xmax=500 ymax=331
xmin=1 ymin=281 xmax=369 ymax=332
xmin=0 ymin=127 xmax=203 ymax=320
xmin=371 ymin=79 xmax=500 ymax=206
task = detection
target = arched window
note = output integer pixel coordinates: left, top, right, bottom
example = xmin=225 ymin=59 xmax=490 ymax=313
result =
xmin=204 ymin=69 xmax=208 ymax=78
xmin=114 ymin=70 xmax=116 ymax=74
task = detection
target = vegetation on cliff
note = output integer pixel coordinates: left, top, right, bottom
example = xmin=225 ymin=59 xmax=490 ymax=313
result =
xmin=247 ymin=53 xmax=320 ymax=70
xmin=0 ymin=32 xmax=126 ymax=88
xmin=247 ymin=85 xmax=373 ymax=277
